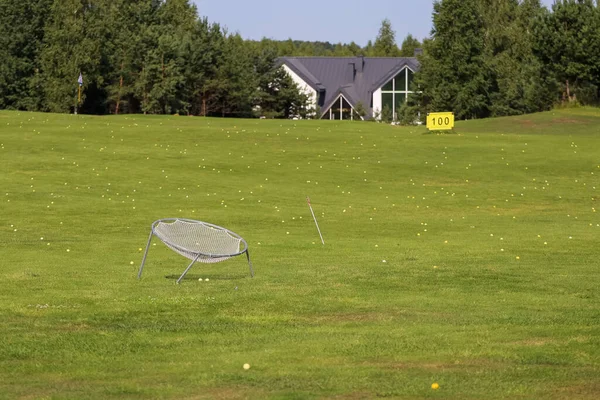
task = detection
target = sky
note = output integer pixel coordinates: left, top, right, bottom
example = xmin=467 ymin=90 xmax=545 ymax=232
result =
xmin=193 ymin=0 xmax=555 ymax=46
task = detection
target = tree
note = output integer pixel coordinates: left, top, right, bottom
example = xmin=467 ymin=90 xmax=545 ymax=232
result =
xmin=380 ymin=104 xmax=393 ymax=123
xmin=415 ymin=0 xmax=490 ymax=119
xmin=480 ymin=0 xmax=554 ymax=116
xmin=533 ymin=0 xmax=600 ymax=104
xmin=184 ymin=18 xmax=225 ymax=116
xmin=102 ymin=0 xmax=150 ymax=114
xmin=0 ymin=0 xmax=52 ymax=110
xmin=399 ymin=34 xmax=421 ymax=57
xmin=255 ymin=64 xmax=310 ymax=119
xmin=354 ymin=101 xmax=367 ymax=119
xmin=363 ymin=40 xmax=374 ymax=56
xmin=38 ymin=0 xmax=105 ymax=113
xmin=397 ymin=101 xmax=420 ymax=125
xmin=347 ymin=42 xmax=363 ymax=56
xmin=373 ymin=19 xmax=400 ymax=57
xmin=4 ymin=0 xmax=578 ymax=118
xmin=209 ymin=33 xmax=256 ymax=117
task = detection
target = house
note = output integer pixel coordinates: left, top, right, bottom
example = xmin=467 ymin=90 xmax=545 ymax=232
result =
xmin=277 ymin=56 xmax=420 ymax=120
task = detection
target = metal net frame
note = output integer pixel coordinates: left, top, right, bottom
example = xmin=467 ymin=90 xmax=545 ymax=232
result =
xmin=137 ymin=218 xmax=254 ymax=284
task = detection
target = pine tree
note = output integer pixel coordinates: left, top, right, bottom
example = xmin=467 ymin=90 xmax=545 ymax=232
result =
xmin=255 ymin=49 xmax=310 ymax=119
xmin=213 ymin=33 xmax=257 ymax=117
xmin=373 ymin=19 xmax=400 ymax=57
xmin=130 ymin=0 xmax=197 ymax=114
xmin=182 ymin=18 xmax=223 ymax=115
xmin=102 ymin=0 xmax=149 ymax=114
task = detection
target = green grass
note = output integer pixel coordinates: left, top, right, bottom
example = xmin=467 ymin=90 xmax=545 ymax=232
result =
xmin=0 ymin=108 xmax=599 ymax=399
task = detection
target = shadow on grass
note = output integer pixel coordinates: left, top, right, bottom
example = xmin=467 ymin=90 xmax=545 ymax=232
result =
xmin=164 ymin=273 xmax=246 ymax=281
xmin=421 ymin=129 xmax=459 ymax=135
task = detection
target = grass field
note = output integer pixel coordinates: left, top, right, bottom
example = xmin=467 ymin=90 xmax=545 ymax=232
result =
xmin=1 ymin=108 xmax=599 ymax=399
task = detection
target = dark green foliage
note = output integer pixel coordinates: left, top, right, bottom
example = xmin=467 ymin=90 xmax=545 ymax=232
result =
xmin=417 ymin=0 xmax=490 ymax=119
xmin=481 ymin=0 xmax=555 ymax=116
xmin=186 ymin=19 xmax=227 ymax=116
xmin=380 ymin=104 xmax=393 ymax=123
xmin=0 ymin=0 xmax=310 ymax=116
xmin=373 ymin=19 xmax=401 ymax=57
xmin=354 ymin=101 xmax=367 ymax=119
xmin=415 ymin=0 xmax=573 ymax=120
xmin=1 ymin=0 xmax=598 ymax=117
xmin=105 ymin=0 xmax=158 ymax=114
xmin=533 ymin=0 xmax=600 ymax=105
xmin=255 ymin=66 xmax=310 ymax=119
xmin=38 ymin=0 xmax=116 ymax=113
xmin=399 ymin=34 xmax=421 ymax=57
xmin=137 ymin=0 xmax=196 ymax=114
xmin=0 ymin=0 xmax=52 ymax=110
xmin=210 ymin=34 xmax=257 ymax=117
xmin=248 ymin=38 xmax=367 ymax=57
xmin=396 ymin=101 xmax=421 ymax=125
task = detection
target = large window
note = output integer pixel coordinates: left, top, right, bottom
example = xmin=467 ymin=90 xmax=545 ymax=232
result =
xmin=322 ymin=95 xmax=363 ymax=120
xmin=381 ymin=67 xmax=414 ymax=120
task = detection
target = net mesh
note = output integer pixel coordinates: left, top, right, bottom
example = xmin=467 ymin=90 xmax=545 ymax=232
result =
xmin=153 ymin=219 xmax=242 ymax=264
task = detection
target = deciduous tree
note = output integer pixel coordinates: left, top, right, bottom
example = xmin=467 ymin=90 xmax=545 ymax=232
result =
xmin=533 ymin=0 xmax=600 ymax=104
xmin=416 ymin=0 xmax=490 ymax=119
xmin=399 ymin=34 xmax=421 ymax=57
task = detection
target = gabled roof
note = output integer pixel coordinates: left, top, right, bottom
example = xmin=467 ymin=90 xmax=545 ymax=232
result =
xmin=277 ymin=56 xmax=420 ymax=117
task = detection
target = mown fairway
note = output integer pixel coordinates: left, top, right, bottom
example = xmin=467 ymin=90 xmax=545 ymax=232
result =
xmin=0 ymin=109 xmax=599 ymax=399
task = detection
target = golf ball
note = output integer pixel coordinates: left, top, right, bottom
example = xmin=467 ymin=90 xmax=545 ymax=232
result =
xmin=243 ymin=363 xmax=250 ymax=370
xmin=431 ymin=383 xmax=439 ymax=390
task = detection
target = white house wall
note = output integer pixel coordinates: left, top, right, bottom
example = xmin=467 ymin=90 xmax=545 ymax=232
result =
xmin=372 ymin=88 xmax=382 ymax=120
xmin=282 ymin=64 xmax=317 ymax=110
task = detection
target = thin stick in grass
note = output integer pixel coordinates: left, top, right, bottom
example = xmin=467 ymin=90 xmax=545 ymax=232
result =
xmin=307 ymin=196 xmax=324 ymax=245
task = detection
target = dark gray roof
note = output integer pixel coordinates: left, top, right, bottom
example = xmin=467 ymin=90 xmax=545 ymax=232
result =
xmin=277 ymin=57 xmax=420 ymax=117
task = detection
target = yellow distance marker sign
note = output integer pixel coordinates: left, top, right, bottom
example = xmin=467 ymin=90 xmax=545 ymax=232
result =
xmin=427 ymin=112 xmax=454 ymax=130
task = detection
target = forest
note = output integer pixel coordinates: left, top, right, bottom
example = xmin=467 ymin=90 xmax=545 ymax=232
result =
xmin=0 ymin=0 xmax=599 ymax=120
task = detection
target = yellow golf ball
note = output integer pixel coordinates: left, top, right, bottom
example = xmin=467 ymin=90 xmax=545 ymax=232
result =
xmin=431 ymin=383 xmax=439 ymax=390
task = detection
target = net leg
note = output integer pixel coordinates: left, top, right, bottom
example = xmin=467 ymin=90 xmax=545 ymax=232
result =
xmin=177 ymin=253 xmax=202 ymax=284
xmin=137 ymin=230 xmax=154 ymax=279
xmin=246 ymin=250 xmax=254 ymax=278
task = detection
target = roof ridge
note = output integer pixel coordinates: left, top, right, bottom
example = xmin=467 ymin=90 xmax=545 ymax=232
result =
xmin=278 ymin=56 xmax=421 ymax=119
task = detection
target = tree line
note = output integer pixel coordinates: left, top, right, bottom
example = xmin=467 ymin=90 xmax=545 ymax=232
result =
xmin=0 ymin=0 xmax=598 ymax=120
xmin=0 ymin=0 xmax=418 ymax=117
xmin=406 ymin=0 xmax=600 ymax=122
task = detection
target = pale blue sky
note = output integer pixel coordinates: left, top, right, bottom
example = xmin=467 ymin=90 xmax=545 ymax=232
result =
xmin=193 ymin=0 xmax=555 ymax=46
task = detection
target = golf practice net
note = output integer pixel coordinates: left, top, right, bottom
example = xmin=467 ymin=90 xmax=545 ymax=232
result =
xmin=137 ymin=218 xmax=254 ymax=283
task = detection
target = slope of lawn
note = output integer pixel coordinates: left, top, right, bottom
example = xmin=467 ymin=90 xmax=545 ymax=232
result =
xmin=0 ymin=108 xmax=599 ymax=399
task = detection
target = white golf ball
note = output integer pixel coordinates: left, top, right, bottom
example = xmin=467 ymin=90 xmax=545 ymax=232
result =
xmin=243 ymin=363 xmax=250 ymax=370
xmin=198 ymin=278 xmax=203 ymax=282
